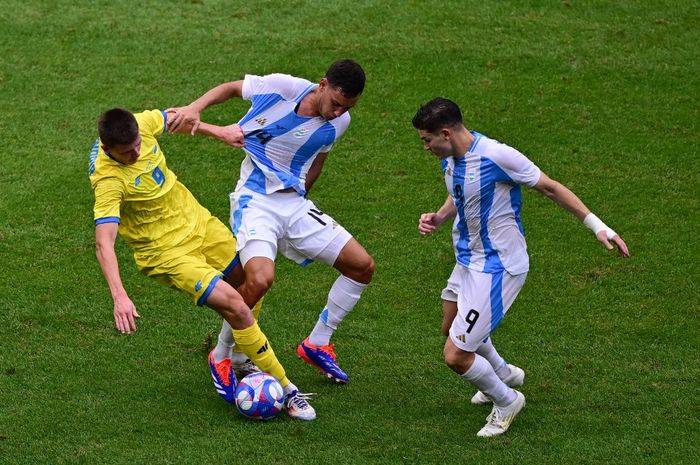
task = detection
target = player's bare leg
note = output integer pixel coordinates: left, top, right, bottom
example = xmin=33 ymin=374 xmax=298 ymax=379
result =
xmin=236 ymin=254 xmax=318 ymax=419
xmin=441 ymin=299 xmax=458 ymax=336
xmin=215 ymin=266 xmax=264 ymax=378
xmin=237 ymin=256 xmax=275 ymax=307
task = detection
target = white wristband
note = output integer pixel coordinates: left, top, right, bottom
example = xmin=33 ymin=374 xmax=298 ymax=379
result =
xmin=583 ymin=213 xmax=617 ymax=240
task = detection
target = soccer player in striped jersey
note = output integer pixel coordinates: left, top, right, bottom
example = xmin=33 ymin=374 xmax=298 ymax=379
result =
xmin=412 ymin=98 xmax=629 ymax=437
xmin=168 ymin=60 xmax=375 ymax=389
xmin=89 ymin=108 xmax=315 ymax=420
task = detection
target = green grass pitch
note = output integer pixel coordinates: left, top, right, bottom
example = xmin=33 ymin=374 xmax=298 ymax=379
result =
xmin=1 ymin=1 xmax=698 ymax=463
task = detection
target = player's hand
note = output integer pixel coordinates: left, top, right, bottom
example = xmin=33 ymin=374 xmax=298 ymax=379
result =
xmin=418 ymin=212 xmax=442 ymax=235
xmin=113 ymin=294 xmax=141 ymax=334
xmin=166 ymin=106 xmax=201 ymax=135
xmin=596 ymin=230 xmax=630 ymax=257
xmin=217 ymin=123 xmax=246 ymax=148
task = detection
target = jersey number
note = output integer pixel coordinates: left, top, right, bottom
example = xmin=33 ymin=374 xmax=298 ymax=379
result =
xmin=248 ymin=129 xmax=274 ymax=145
xmin=465 ymin=309 xmax=480 ymax=334
xmin=307 ymin=208 xmax=326 ymax=226
xmin=152 ymin=167 xmax=165 ymax=186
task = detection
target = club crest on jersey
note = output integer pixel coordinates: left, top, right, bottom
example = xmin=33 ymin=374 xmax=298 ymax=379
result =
xmin=255 ymin=117 xmax=267 ymax=126
xmin=294 ymin=128 xmax=308 ymax=138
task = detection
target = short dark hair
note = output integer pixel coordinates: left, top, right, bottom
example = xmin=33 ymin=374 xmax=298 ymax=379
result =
xmin=325 ymin=59 xmax=365 ymax=98
xmin=98 ymin=108 xmax=139 ymax=147
xmin=412 ymin=98 xmax=463 ymax=133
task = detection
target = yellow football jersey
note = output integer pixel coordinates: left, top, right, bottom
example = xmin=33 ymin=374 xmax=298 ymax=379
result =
xmin=89 ymin=109 xmax=207 ymax=261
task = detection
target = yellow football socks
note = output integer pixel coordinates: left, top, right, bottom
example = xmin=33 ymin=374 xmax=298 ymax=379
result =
xmin=232 ymin=322 xmax=290 ymax=387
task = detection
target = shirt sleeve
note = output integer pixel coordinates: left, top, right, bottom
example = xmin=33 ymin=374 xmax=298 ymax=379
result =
xmin=93 ymin=177 xmax=125 ymax=224
xmin=489 ymin=144 xmax=542 ymax=187
xmin=135 ymin=109 xmax=167 ymax=137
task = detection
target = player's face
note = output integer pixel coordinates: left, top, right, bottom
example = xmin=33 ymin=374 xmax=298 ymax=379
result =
xmin=418 ymin=129 xmax=453 ymax=159
xmin=103 ymin=135 xmax=142 ymax=165
xmin=318 ymin=79 xmax=359 ymax=120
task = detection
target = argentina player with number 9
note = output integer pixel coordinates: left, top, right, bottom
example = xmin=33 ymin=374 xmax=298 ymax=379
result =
xmin=413 ymin=98 xmax=629 ymax=438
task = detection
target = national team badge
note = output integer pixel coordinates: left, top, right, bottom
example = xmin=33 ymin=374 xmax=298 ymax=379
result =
xmin=255 ymin=117 xmax=267 ymax=126
xmin=468 ymin=170 xmax=476 ymax=183
xmin=294 ymin=128 xmax=308 ymax=138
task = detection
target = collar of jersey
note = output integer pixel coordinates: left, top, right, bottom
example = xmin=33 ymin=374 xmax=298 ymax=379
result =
xmin=104 ymin=150 xmax=128 ymax=165
xmin=467 ymin=130 xmax=483 ymax=154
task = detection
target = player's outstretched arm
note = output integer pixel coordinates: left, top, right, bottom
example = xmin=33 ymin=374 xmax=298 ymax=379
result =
xmin=419 ymin=195 xmax=457 ymax=236
xmin=196 ymin=122 xmax=246 ymax=149
xmin=532 ymin=172 xmax=630 ymax=257
xmin=167 ymin=80 xmax=244 ymax=134
xmin=95 ymin=223 xmax=141 ymax=333
xmin=164 ymin=108 xmax=246 ymax=149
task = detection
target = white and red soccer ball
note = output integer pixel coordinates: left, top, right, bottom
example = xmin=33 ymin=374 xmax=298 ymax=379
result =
xmin=234 ymin=372 xmax=284 ymax=420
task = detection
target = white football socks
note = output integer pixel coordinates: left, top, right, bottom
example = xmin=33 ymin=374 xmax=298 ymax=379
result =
xmin=308 ymin=275 xmax=367 ymax=346
xmin=213 ymin=320 xmax=250 ymax=364
xmin=212 ymin=320 xmax=235 ymax=363
xmin=477 ymin=338 xmax=512 ymax=381
xmin=462 ymin=354 xmax=517 ymax=407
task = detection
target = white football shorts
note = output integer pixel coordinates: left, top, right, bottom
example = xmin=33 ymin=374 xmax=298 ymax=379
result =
xmin=230 ymin=188 xmax=352 ymax=267
xmin=449 ymin=265 xmax=527 ymax=352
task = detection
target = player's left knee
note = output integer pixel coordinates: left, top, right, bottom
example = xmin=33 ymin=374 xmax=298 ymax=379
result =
xmin=345 ymin=254 xmax=374 ymax=284
xmin=359 ymin=255 xmax=375 ymax=282
xmin=443 ymin=344 xmax=474 ymax=374
xmin=443 ymin=351 xmax=464 ymax=373
xmin=216 ymin=292 xmax=255 ymax=329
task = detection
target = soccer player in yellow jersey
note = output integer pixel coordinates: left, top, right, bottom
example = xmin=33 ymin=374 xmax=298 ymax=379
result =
xmin=89 ymin=108 xmax=315 ymax=420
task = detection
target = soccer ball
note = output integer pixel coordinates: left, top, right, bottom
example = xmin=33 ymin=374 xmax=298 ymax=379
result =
xmin=234 ymin=372 xmax=285 ymax=420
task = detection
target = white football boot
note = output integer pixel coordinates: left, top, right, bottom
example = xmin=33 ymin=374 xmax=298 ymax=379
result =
xmin=285 ymin=390 xmax=317 ymax=421
xmin=471 ymin=364 xmax=525 ymax=405
xmin=477 ymin=390 xmax=526 ymax=438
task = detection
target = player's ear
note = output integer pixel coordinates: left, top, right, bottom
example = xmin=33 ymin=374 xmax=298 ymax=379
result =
xmin=440 ymin=128 xmax=451 ymax=140
xmin=318 ymin=77 xmax=328 ymax=90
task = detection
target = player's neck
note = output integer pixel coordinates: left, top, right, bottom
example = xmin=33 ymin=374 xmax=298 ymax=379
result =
xmin=296 ymin=89 xmax=321 ymax=118
xmin=452 ymin=127 xmax=474 ymax=158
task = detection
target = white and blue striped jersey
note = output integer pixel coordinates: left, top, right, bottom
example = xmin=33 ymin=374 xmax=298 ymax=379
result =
xmin=443 ymin=132 xmax=541 ymax=275
xmin=235 ymin=73 xmax=351 ymax=196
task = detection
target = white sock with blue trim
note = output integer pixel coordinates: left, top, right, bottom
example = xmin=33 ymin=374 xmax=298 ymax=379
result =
xmin=477 ymin=338 xmax=512 ymax=380
xmin=308 ymin=275 xmax=367 ymax=346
